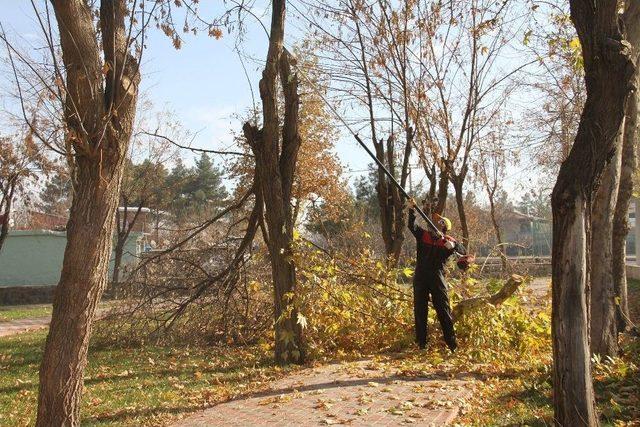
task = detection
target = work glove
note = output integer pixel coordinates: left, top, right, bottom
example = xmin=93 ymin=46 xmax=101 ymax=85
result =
xmin=444 ymin=240 xmax=455 ymax=250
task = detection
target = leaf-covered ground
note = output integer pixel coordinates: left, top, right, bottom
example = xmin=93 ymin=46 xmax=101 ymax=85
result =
xmin=457 ymin=282 xmax=640 ymax=426
xmin=0 ymin=330 xmax=300 ymax=426
xmin=0 ymin=278 xmax=637 ymax=426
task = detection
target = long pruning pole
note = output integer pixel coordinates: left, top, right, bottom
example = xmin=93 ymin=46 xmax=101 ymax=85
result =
xmin=288 ymin=62 xmax=441 ymax=236
xmin=272 ymin=48 xmax=442 ymax=236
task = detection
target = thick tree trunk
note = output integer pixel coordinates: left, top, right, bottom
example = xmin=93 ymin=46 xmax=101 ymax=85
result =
xmin=37 ymin=154 xmax=127 ymax=425
xmin=551 ymin=1 xmax=635 ymax=425
xmin=375 ymin=139 xmax=406 ymax=264
xmin=590 ymin=133 xmax=622 ymax=356
xmin=612 ymin=92 xmax=637 ymax=333
xmin=376 ymin=181 xmax=405 ymax=263
xmin=36 ymin=1 xmax=139 ymax=424
xmin=270 ymin=228 xmax=305 ymax=363
xmin=551 ymin=193 xmax=598 ymax=426
xmin=244 ymin=0 xmax=305 ymax=365
xmin=612 ymin=3 xmax=640 ymax=334
xmin=425 ymin=164 xmax=437 ymax=205
xmin=375 ymin=169 xmax=393 ymax=258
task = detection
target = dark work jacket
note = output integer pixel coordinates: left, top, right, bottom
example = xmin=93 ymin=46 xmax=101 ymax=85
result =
xmin=408 ymin=209 xmax=466 ymax=278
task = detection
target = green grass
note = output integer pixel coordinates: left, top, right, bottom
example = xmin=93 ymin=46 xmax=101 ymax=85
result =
xmin=458 ymin=280 xmax=640 ymax=426
xmin=0 ymin=305 xmax=52 ymax=322
xmin=459 ymin=343 xmax=640 ymax=426
xmin=0 ymin=330 xmax=295 ymax=426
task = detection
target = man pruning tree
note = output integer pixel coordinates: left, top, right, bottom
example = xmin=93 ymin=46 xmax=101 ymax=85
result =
xmin=408 ymin=199 xmax=467 ymax=352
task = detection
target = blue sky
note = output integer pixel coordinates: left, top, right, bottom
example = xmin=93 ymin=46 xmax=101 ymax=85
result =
xmin=0 ymin=1 xmax=544 ymax=201
xmin=0 ymin=1 xmax=369 ymax=175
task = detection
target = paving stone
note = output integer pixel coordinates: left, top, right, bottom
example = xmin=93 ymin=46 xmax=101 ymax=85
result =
xmin=175 ymin=360 xmax=473 ymax=426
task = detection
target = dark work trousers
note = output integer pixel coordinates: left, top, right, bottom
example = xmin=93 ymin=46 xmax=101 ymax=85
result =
xmin=413 ymin=271 xmax=457 ymax=351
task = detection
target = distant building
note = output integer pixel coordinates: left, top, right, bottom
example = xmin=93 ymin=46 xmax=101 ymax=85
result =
xmin=116 ymin=206 xmax=151 ymax=234
xmin=474 ymin=209 xmax=552 ymax=258
xmin=0 ymin=207 xmax=149 ymax=287
xmin=627 ymin=200 xmax=636 ymax=256
xmin=501 ymin=210 xmax=552 ymax=257
xmin=14 ymin=210 xmax=67 ymax=231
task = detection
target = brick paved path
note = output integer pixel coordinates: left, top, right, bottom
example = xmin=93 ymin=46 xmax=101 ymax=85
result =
xmin=176 ymin=359 xmax=474 ymax=426
xmin=0 ymin=316 xmax=50 ymax=337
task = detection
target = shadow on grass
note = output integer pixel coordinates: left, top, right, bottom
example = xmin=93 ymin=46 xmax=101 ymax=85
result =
xmin=85 ymin=404 xmax=199 ymax=425
xmin=502 ymin=386 xmax=553 ymax=426
xmin=593 ymin=367 xmax=640 ymax=424
xmin=83 ymin=359 xmax=276 ymax=387
xmin=218 ymin=372 xmax=446 ymax=404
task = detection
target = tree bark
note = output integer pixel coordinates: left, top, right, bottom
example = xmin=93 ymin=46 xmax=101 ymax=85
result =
xmin=452 ymin=274 xmax=523 ymax=321
xmin=552 ymin=194 xmax=598 ymax=426
xmin=375 ymin=134 xmax=408 ymax=264
xmin=551 ymin=1 xmax=635 ymax=425
xmin=434 ymin=158 xmax=450 ymax=215
xmin=243 ymin=0 xmax=305 ymax=365
xmin=36 ymin=1 xmax=140 ymax=425
xmin=612 ymin=2 xmax=640 ymax=334
xmin=612 ymin=95 xmax=636 ymax=334
xmin=112 ymin=243 xmax=124 ymax=287
xmin=590 ymin=131 xmax=622 ymax=356
xmin=112 ymin=204 xmax=143 ymax=286
xmin=0 ymin=181 xmax=14 ymax=253
xmin=451 ymin=170 xmax=469 ymax=247
xmin=488 ymin=190 xmax=508 ymax=273
xmin=37 ymin=156 xmax=129 ymax=426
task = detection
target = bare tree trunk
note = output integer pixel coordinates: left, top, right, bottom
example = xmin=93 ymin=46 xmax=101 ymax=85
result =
xmin=451 ymin=172 xmax=469 ymax=247
xmin=0 ymin=183 xmax=14 ymax=253
xmin=37 ymin=157 xmax=128 ymax=425
xmin=488 ymin=192 xmax=507 ymax=272
xmin=434 ymin=159 xmax=450 ymax=215
xmin=425 ymin=164 xmax=437 ymax=204
xmin=383 ymin=134 xmax=410 ymax=264
xmin=243 ymin=0 xmax=305 ymax=365
xmin=612 ymin=94 xmax=636 ymax=334
xmin=374 ymin=139 xmax=394 ymax=260
xmin=590 ymin=132 xmax=622 ymax=356
xmin=112 ymin=243 xmax=124 ymax=287
xmin=112 ymin=208 xmax=124 ymax=286
xmin=112 ymin=204 xmax=143 ymax=286
xmin=36 ymin=1 xmax=140 ymax=424
xmin=552 ymin=193 xmax=599 ymax=426
xmin=551 ymin=1 xmax=635 ymax=424
xmin=612 ymin=2 xmax=640 ymax=334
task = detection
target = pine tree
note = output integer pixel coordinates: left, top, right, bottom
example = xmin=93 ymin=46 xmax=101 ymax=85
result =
xmin=39 ymin=170 xmax=72 ymax=216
